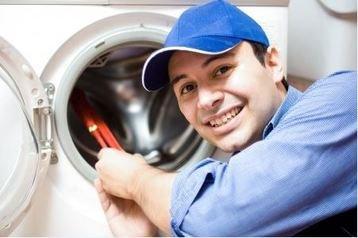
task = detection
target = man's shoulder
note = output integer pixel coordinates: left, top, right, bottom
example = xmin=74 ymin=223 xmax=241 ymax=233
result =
xmin=277 ymin=71 xmax=356 ymax=128
xmin=297 ymin=70 xmax=356 ymax=106
xmin=326 ymin=70 xmax=357 ymax=80
xmin=304 ymin=70 xmax=356 ymax=96
xmin=268 ymin=71 xmax=356 ymax=139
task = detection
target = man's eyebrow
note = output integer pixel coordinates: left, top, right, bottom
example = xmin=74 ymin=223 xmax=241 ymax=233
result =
xmin=202 ymin=52 xmax=235 ymax=68
xmin=170 ymin=74 xmax=188 ymax=87
xmin=170 ymin=52 xmax=235 ymax=87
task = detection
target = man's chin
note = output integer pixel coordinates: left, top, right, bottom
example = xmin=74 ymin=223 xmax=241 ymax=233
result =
xmin=214 ymin=136 xmax=253 ymax=153
xmin=215 ymin=142 xmax=241 ymax=153
xmin=203 ymin=132 xmax=248 ymax=152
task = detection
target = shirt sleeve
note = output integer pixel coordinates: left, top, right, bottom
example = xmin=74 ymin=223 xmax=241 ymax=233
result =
xmin=170 ymin=71 xmax=357 ymax=236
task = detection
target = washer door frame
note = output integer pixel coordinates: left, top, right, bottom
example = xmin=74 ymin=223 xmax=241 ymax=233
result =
xmin=0 ymin=37 xmax=53 ymax=236
xmin=41 ymin=12 xmax=215 ymax=181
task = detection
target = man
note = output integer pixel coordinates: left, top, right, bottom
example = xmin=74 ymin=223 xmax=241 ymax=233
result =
xmin=95 ymin=0 xmax=357 ymax=236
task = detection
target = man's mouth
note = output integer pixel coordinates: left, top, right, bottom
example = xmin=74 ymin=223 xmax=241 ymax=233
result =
xmin=208 ymin=106 xmax=242 ymax=128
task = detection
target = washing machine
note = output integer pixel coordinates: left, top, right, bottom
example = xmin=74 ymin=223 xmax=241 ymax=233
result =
xmin=0 ymin=0 xmax=289 ymax=236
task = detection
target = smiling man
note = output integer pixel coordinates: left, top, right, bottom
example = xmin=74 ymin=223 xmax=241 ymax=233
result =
xmin=168 ymin=42 xmax=286 ymax=152
xmin=95 ymin=0 xmax=357 ymax=236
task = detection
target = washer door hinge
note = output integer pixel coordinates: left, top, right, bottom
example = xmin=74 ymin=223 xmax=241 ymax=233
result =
xmin=33 ymin=106 xmax=56 ymax=164
xmin=44 ymin=83 xmax=55 ymax=105
xmin=34 ymin=82 xmax=57 ymax=164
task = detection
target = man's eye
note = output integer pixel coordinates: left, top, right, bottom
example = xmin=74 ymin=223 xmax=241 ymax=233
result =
xmin=180 ymin=84 xmax=197 ymax=95
xmin=214 ymin=65 xmax=233 ymax=77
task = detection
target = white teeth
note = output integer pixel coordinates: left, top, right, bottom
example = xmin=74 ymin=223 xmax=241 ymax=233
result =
xmin=209 ymin=107 xmax=241 ymax=127
xmin=215 ymin=118 xmax=221 ymax=125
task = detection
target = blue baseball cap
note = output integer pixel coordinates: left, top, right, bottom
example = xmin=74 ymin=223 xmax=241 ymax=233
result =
xmin=142 ymin=0 xmax=269 ymax=91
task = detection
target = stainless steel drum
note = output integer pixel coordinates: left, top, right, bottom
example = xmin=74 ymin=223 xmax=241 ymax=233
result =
xmin=68 ymin=46 xmax=212 ymax=171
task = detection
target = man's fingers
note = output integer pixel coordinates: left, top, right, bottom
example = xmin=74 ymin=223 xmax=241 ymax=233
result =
xmin=105 ymin=196 xmax=126 ymax=220
xmin=94 ymin=178 xmax=110 ymax=197
xmin=97 ymin=148 xmax=106 ymax=160
xmin=94 ymin=178 xmax=127 ymax=216
xmin=94 ymin=178 xmax=103 ymax=192
xmin=133 ymin=153 xmax=146 ymax=161
xmin=98 ymin=190 xmax=110 ymax=205
xmin=97 ymin=148 xmax=113 ymax=160
xmin=98 ymin=148 xmax=119 ymax=160
xmin=97 ymin=147 xmax=132 ymax=160
xmin=94 ymin=179 xmax=111 ymax=210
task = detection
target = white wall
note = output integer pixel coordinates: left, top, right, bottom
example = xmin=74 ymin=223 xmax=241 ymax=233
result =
xmin=287 ymin=0 xmax=357 ymax=81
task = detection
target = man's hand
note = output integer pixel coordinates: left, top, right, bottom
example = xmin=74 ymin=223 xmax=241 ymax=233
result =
xmin=95 ymin=147 xmax=176 ymax=234
xmin=95 ymin=148 xmax=148 ymax=200
xmin=94 ymin=179 xmax=158 ymax=237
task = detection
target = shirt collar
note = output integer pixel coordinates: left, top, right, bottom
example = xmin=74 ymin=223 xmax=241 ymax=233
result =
xmin=262 ymin=86 xmax=302 ymax=139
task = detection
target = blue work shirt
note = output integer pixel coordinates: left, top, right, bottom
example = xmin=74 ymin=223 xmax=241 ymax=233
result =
xmin=170 ymin=71 xmax=357 ymax=236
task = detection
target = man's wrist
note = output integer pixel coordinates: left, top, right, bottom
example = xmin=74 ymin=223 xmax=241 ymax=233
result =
xmin=130 ymin=164 xmax=176 ymax=233
xmin=130 ymin=163 xmax=161 ymax=204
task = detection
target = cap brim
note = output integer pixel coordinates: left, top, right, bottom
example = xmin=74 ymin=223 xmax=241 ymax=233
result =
xmin=142 ymin=37 xmax=244 ymax=91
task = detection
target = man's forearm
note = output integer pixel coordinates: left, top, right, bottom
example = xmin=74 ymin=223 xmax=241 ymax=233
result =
xmin=131 ymin=165 xmax=177 ymax=234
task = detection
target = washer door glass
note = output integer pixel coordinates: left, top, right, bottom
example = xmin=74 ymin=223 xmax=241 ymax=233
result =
xmin=0 ymin=38 xmax=49 ymax=235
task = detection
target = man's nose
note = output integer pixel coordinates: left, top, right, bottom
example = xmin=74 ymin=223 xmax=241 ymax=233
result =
xmin=197 ymin=87 xmax=224 ymax=111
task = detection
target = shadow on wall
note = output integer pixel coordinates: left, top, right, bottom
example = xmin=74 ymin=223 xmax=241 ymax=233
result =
xmin=287 ymin=75 xmax=314 ymax=92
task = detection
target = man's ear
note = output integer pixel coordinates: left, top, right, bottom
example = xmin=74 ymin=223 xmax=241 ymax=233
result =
xmin=264 ymin=46 xmax=284 ymax=84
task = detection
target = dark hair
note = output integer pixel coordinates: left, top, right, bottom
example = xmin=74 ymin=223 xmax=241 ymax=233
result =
xmin=248 ymin=41 xmax=289 ymax=90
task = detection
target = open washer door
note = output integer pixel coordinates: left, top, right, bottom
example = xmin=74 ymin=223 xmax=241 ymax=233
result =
xmin=0 ymin=37 xmax=53 ymax=235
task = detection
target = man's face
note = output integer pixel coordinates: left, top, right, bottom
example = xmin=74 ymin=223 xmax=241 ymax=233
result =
xmin=168 ymin=42 xmax=285 ymax=152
